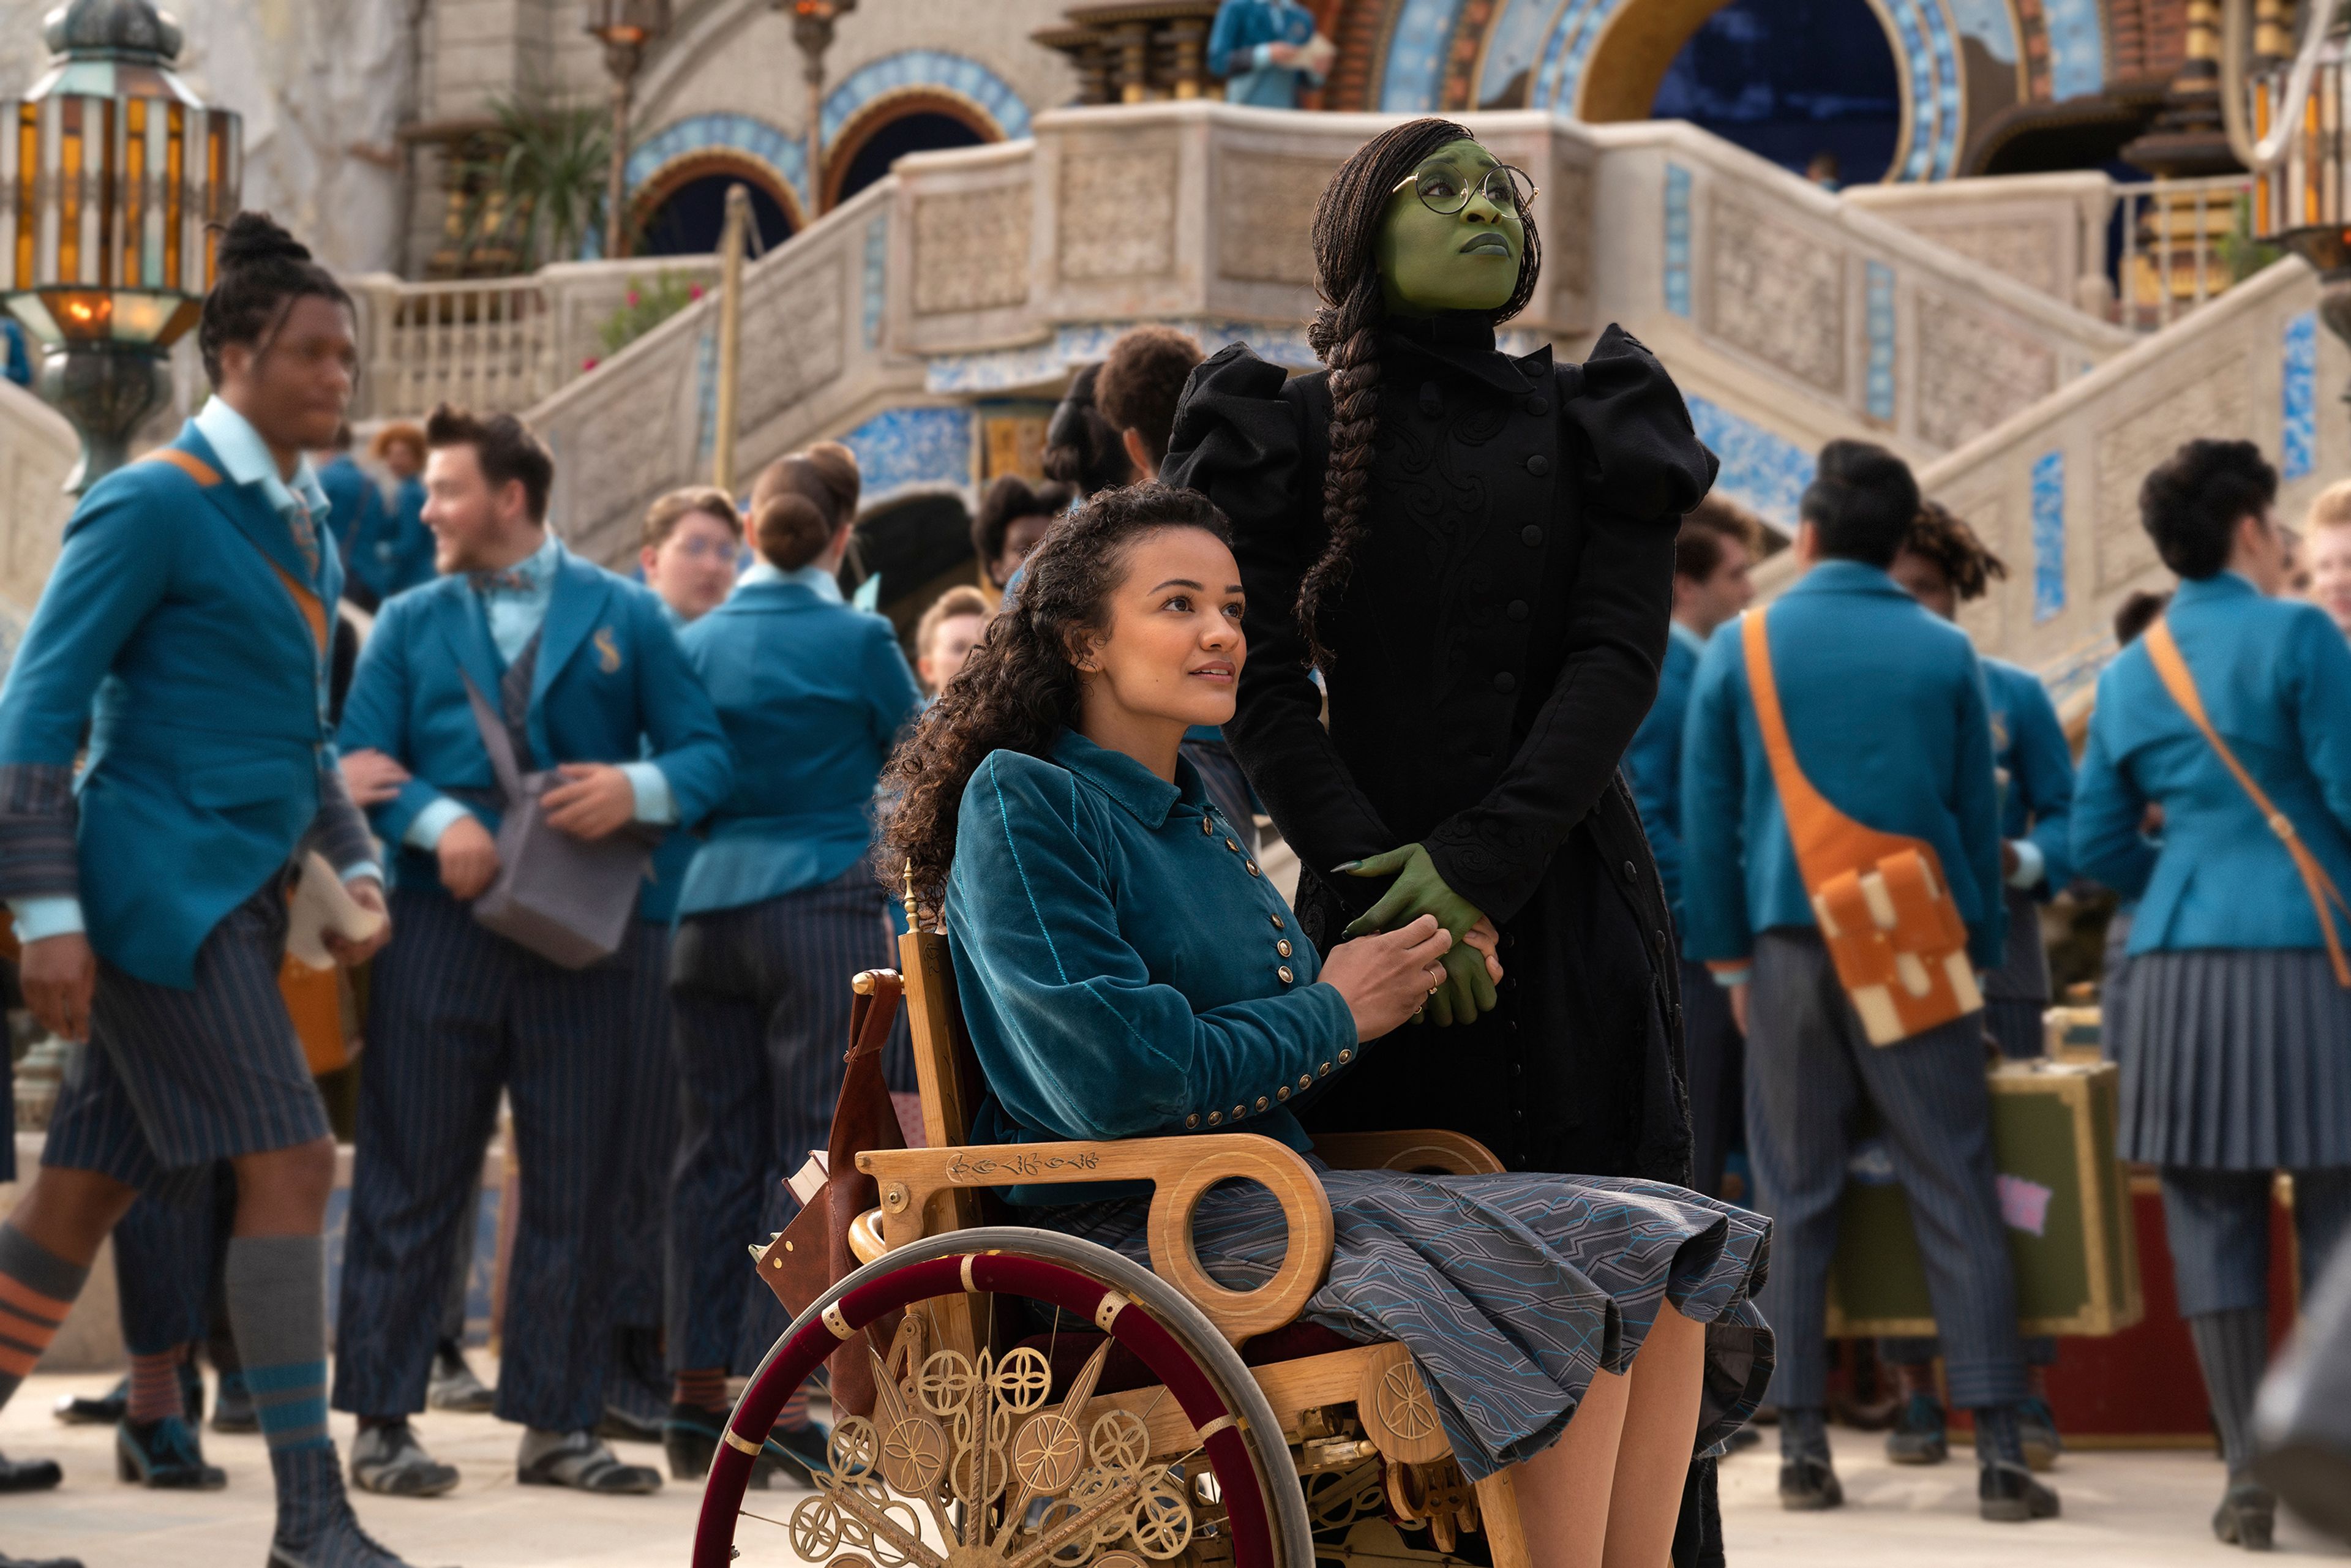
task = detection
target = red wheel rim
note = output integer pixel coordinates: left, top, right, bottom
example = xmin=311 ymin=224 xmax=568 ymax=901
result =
xmin=693 ymin=1250 xmax=1277 ymax=1568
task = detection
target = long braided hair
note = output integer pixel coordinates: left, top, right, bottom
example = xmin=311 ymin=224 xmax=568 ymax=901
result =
xmin=1297 ymin=119 xmax=1543 ymax=668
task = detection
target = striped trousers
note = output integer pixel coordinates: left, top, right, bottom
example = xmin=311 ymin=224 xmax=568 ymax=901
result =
xmin=666 ymin=863 xmax=908 ymax=1374
xmin=1745 ymin=928 xmax=2025 ymax=1411
xmin=610 ymin=920 xmax=680 ymax=1332
xmin=332 ymin=887 xmax=634 ymax=1433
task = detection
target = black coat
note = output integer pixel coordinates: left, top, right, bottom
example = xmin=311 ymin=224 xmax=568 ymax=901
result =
xmin=1163 ymin=313 xmax=1718 ymax=1182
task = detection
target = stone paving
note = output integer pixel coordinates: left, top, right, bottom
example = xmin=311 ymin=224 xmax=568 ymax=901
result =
xmin=1 ymin=1368 xmax=2344 ymax=1567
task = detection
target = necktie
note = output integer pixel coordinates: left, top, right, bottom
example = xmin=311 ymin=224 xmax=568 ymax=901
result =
xmin=470 ymin=566 xmax=535 ymax=595
xmin=287 ymin=500 xmax=321 ymax=581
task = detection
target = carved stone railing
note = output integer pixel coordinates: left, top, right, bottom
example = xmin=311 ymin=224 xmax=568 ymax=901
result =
xmin=1845 ymin=172 xmax=2118 ymax=313
xmin=524 ymin=179 xmax=916 ymax=566
xmin=0 ymin=378 xmax=80 ymax=632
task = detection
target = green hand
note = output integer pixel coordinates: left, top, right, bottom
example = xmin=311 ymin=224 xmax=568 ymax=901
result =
xmin=1338 ymin=844 xmax=1496 ymax=1026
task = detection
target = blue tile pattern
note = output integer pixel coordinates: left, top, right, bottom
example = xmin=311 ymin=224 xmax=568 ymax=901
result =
xmin=2031 ymin=449 xmax=2065 ymax=623
xmin=1534 ymin=0 xmax=1962 ymax=179
xmin=863 ymin=214 xmax=890 ymax=351
xmin=841 ymin=405 xmax=975 ymax=500
xmin=2043 ymin=0 xmax=2105 ymax=100
xmin=2284 ymin=309 xmax=2317 ymax=482
xmin=1379 ymin=0 xmax=1471 ymax=111
xmin=1685 ymin=393 xmax=1815 ymax=533
xmin=696 ymin=325 xmax=719 ymax=473
xmin=1865 ymin=260 xmax=1895 ymax=422
xmin=628 ymin=112 xmax=812 ymax=217
xmin=820 ymin=50 xmax=1031 ymax=148
xmin=1665 ymin=164 xmax=1692 ymax=318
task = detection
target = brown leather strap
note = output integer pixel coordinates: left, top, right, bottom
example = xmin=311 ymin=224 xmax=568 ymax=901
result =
xmin=141 ymin=448 xmax=329 ymax=655
xmin=140 ymin=448 xmax=220 ymax=487
xmin=2144 ymin=618 xmax=2350 ymax=987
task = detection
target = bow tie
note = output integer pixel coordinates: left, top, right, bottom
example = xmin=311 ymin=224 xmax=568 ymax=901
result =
xmin=469 ymin=567 xmax=537 ymax=595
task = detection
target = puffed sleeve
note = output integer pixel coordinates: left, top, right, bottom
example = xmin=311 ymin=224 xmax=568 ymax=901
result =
xmin=1565 ymin=324 xmax=1719 ymax=522
xmin=948 ymin=751 xmax=1358 ymax=1146
xmin=1164 ymin=345 xmax=1399 ymax=902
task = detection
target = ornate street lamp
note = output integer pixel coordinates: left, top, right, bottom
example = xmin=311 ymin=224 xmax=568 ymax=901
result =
xmin=783 ymin=0 xmax=857 ymax=217
xmin=0 ymin=0 xmax=238 ymax=492
xmin=2226 ymin=0 xmax=2351 ymax=392
xmin=586 ymin=0 xmax=669 ymax=261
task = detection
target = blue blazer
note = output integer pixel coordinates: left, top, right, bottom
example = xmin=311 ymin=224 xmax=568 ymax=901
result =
xmin=1681 ymin=559 xmax=2006 ymax=973
xmin=317 ymin=453 xmax=382 ymax=563
xmin=2073 ymin=571 xmax=2351 ymax=953
xmin=1984 ymin=656 xmax=2074 ymax=893
xmin=947 ymin=731 xmax=1357 ymax=1202
xmin=0 ymin=422 xmax=368 ymax=986
xmin=336 ymin=547 xmax=733 ymax=899
xmin=348 ymin=475 xmax=433 ymax=603
xmin=673 ymin=577 xmax=923 ymax=918
xmin=1624 ymin=621 xmax=1704 ymax=923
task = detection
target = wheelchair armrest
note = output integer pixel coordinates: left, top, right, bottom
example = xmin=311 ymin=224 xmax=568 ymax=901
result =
xmin=1311 ymin=1129 xmax=1505 ymax=1176
xmin=858 ymin=1135 xmax=1334 ymax=1346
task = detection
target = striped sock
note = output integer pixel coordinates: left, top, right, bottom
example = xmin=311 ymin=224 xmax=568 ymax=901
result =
xmin=2189 ymin=1307 xmax=2270 ymax=1474
xmin=127 ymin=1348 xmax=185 ymax=1424
xmin=226 ymin=1236 xmax=347 ymax=1541
xmin=776 ymin=1386 xmax=812 ymax=1432
xmin=0 ymin=1223 xmax=89 ymax=1408
xmin=674 ymin=1367 xmax=727 ymax=1412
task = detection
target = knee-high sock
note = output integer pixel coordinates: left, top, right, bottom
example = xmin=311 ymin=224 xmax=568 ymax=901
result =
xmin=2188 ymin=1306 xmax=2269 ymax=1475
xmin=227 ymin=1236 xmax=348 ymax=1538
xmin=0 ymin=1223 xmax=89 ymax=1409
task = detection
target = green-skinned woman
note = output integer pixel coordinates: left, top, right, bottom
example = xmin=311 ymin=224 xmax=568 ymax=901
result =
xmin=1164 ymin=122 xmax=1731 ymax=1544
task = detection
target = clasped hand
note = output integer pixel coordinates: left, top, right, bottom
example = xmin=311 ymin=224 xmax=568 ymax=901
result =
xmin=1334 ymin=843 xmax=1503 ymax=1026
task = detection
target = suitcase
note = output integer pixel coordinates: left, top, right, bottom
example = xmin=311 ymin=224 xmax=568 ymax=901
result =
xmin=1826 ymin=1059 xmax=2143 ymax=1338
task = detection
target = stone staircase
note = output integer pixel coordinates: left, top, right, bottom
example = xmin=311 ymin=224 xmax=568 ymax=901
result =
xmin=519 ymin=102 xmax=2338 ymax=685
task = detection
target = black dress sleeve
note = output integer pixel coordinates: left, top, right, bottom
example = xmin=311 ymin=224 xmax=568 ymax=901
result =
xmin=1422 ymin=325 xmax=1720 ymax=923
xmin=1164 ymin=344 xmax=1398 ymax=895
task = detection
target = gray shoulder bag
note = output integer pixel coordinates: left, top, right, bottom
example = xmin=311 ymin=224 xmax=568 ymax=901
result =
xmin=461 ymin=672 xmax=649 ymax=969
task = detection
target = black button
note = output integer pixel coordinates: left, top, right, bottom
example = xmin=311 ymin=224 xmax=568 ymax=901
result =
xmin=1524 ymin=395 xmax=1550 ymax=416
xmin=1492 ymin=671 xmax=1517 ymax=693
xmin=1506 ymin=599 xmax=1529 ymax=621
xmin=1520 ymin=525 xmax=1544 ymax=547
xmin=1419 ymin=381 xmax=1443 ymax=419
xmin=1526 ymin=454 xmax=1550 ymax=476
xmin=1622 ymin=860 xmax=1639 ymax=882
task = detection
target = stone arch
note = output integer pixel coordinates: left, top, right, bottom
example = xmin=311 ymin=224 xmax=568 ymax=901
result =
xmin=626 ymin=114 xmax=810 ymax=235
xmin=821 ymin=88 xmax=1001 ymax=211
xmin=819 ymin=50 xmax=1032 ymax=152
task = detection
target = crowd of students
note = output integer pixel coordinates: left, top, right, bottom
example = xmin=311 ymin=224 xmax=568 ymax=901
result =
xmin=1626 ymin=433 xmax=2351 ymax=1547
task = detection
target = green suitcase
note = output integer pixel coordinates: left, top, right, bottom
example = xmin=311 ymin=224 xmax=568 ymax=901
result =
xmin=1826 ymin=1059 xmax=2143 ymax=1338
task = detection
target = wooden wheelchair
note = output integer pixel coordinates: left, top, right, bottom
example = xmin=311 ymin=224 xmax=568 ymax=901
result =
xmin=691 ymin=910 xmax=1535 ymax=1568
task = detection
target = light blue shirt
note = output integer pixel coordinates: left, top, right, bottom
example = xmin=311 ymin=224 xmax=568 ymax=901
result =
xmin=403 ymin=535 xmax=677 ymax=850
xmin=12 ymin=399 xmax=371 ymax=944
xmin=738 ymin=558 xmax=844 ymax=601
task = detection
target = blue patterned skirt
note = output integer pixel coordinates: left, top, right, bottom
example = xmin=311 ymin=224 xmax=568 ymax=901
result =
xmin=1037 ymin=1165 xmax=1772 ymax=1479
xmin=2117 ymin=947 xmax=2351 ymax=1169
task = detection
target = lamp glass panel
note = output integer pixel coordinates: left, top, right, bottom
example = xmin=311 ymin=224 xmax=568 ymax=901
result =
xmin=7 ymin=292 xmax=59 ymax=344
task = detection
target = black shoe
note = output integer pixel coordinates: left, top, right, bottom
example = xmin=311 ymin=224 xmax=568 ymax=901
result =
xmin=1778 ymin=1455 xmax=1843 ymax=1510
xmin=1978 ymin=1460 xmax=2061 ymax=1522
xmin=0 ymin=1551 xmax=82 ymax=1568
xmin=114 ymin=1416 xmax=226 ymax=1490
xmin=425 ymin=1338 xmax=493 ymax=1415
xmin=596 ymin=1403 xmax=665 ymax=1444
xmin=663 ymin=1401 xmax=778 ymax=1488
xmin=2017 ymin=1395 xmax=2063 ymax=1473
xmin=268 ymin=1498 xmax=431 ymax=1568
xmin=0 ymin=1451 xmax=60 ymax=1495
xmin=516 ymin=1429 xmax=662 ymax=1494
xmin=51 ymin=1376 xmax=126 ymax=1427
xmin=1886 ymin=1393 xmax=1949 ymax=1466
xmin=212 ymin=1369 xmax=257 ymax=1434
xmin=349 ymin=1421 xmax=460 ymax=1498
xmin=2213 ymin=1476 xmax=2276 ymax=1550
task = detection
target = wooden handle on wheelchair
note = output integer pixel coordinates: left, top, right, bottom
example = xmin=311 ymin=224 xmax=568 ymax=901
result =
xmin=858 ymin=1135 xmax=1335 ymax=1345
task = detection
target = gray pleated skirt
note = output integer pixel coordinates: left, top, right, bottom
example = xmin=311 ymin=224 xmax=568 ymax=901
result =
xmin=2117 ymin=947 xmax=2351 ymax=1169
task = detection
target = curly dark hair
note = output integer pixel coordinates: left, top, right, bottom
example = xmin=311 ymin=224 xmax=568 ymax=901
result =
xmin=1901 ymin=498 xmax=2009 ymax=602
xmin=1299 ymin=119 xmax=1541 ymax=669
xmin=2139 ymin=438 xmax=2276 ymax=580
xmin=1042 ymin=364 xmax=1136 ymax=498
xmin=878 ymin=482 xmax=1232 ymax=911
xmin=199 ymin=212 xmax=354 ymax=388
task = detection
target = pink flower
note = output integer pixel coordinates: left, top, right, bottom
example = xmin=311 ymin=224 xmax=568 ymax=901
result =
xmin=582 ymin=356 xmax=600 ymax=371
xmin=689 ymin=284 xmax=704 ymax=300
xmin=625 ymin=288 xmax=640 ymax=307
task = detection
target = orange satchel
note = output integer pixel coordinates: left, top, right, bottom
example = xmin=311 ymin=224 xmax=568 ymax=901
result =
xmin=2143 ymin=619 xmax=2351 ymax=988
xmin=1742 ymin=607 xmax=1983 ymax=1045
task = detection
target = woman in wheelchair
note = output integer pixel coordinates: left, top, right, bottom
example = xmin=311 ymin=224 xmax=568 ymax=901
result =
xmin=877 ymin=484 xmax=1769 ymax=1568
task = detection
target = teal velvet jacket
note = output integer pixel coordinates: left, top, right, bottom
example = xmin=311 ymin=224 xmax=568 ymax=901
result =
xmin=2073 ymin=571 xmax=2351 ymax=953
xmin=947 ymin=731 xmax=1360 ymax=1203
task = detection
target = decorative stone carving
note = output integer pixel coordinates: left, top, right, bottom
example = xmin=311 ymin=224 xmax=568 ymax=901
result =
xmin=1216 ymin=154 xmax=1338 ymax=285
xmin=1915 ymin=294 xmax=2059 ymax=451
xmin=1057 ymin=137 xmax=1179 ymax=283
xmin=1941 ymin=489 xmax=2013 ymax=647
xmin=1707 ymin=197 xmax=1845 ymax=394
xmin=1544 ymin=156 xmax=1594 ymax=301
xmin=912 ymin=186 xmax=1033 ymax=317
xmin=2094 ymin=358 xmax=2252 ymax=589
xmin=551 ymin=332 xmax=702 ymax=563
xmin=1905 ymin=220 xmax=2064 ymax=299
xmin=739 ymin=255 xmax=847 ymax=434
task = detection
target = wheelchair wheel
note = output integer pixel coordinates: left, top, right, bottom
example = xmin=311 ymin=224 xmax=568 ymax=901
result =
xmin=694 ymin=1226 xmax=1315 ymax=1568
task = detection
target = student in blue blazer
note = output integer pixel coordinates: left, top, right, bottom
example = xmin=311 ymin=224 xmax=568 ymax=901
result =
xmin=662 ymin=445 xmax=923 ymax=1485
xmin=343 ymin=424 xmax=433 ymax=608
xmin=331 ymin=406 xmax=730 ymax=1500
xmin=0 ymin=215 xmax=415 ymax=1568
xmin=1622 ymin=495 xmax=1757 ymax=1206
xmin=2073 ymin=439 xmax=2351 ymax=1550
xmin=1681 ymin=441 xmax=2050 ymax=1522
xmin=315 ymin=424 xmax=383 ymax=569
